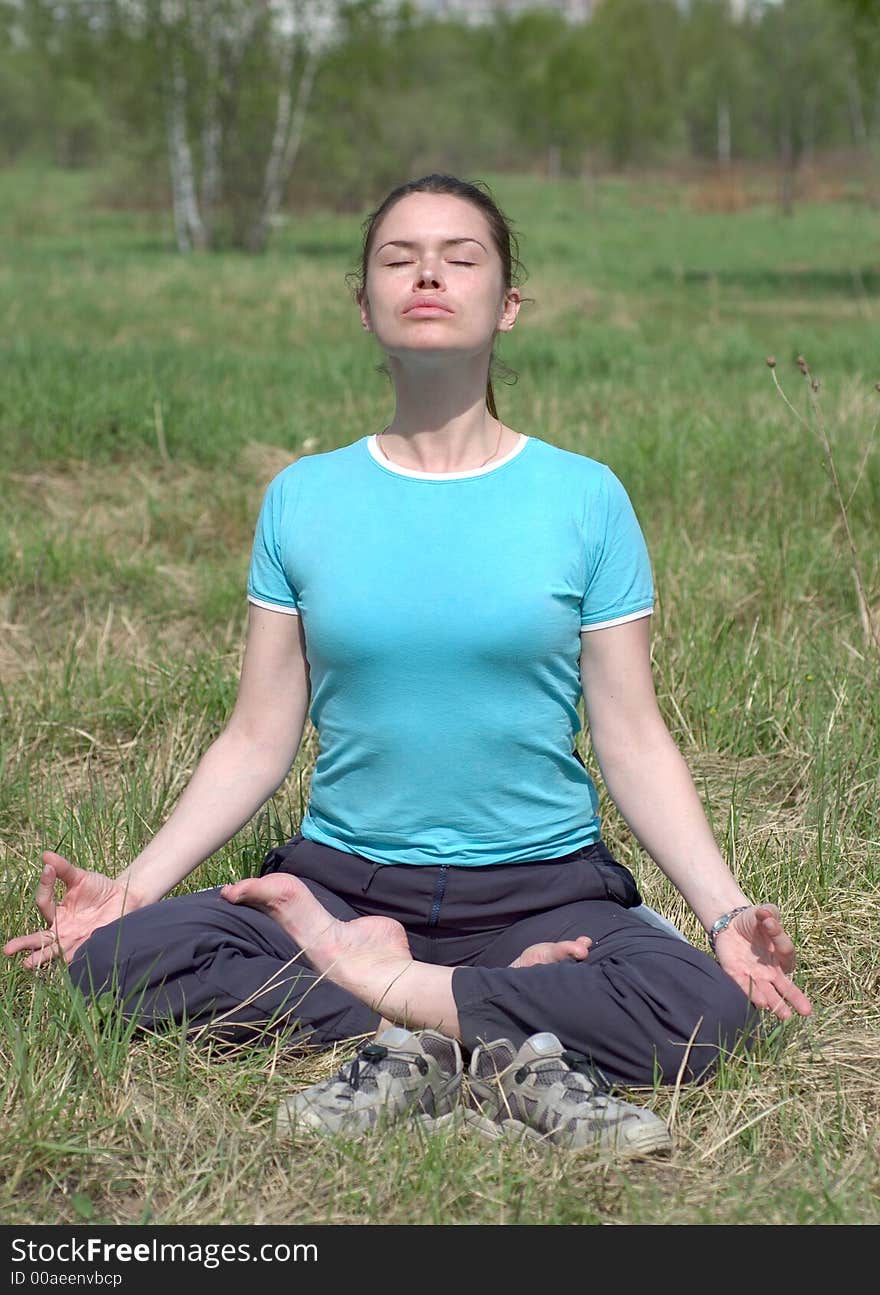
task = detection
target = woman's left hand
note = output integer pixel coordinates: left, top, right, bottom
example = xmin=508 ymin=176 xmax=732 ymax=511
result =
xmin=713 ymin=904 xmax=813 ymax=1020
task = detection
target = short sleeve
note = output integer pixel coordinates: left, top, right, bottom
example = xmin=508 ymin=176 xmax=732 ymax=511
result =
xmin=580 ymin=467 xmax=654 ymax=632
xmin=246 ymin=466 xmax=301 ymax=615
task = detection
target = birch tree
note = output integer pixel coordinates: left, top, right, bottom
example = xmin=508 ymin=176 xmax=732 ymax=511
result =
xmin=149 ymin=0 xmax=337 ymax=252
xmin=247 ymin=8 xmax=326 ymax=253
xmin=162 ymin=24 xmax=206 ymax=251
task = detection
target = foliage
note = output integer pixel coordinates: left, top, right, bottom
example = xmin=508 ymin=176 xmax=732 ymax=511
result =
xmin=1 ymin=164 xmax=879 ymax=1223
xmin=0 ymin=0 xmax=875 ymax=229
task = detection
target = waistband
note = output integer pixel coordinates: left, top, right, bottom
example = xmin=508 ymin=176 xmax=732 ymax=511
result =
xmin=259 ymin=832 xmax=642 ymax=928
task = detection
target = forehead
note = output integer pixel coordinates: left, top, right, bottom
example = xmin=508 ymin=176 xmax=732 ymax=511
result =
xmin=372 ymin=192 xmax=492 ymax=253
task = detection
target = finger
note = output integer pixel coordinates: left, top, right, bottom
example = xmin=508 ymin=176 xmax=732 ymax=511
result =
xmin=769 ymin=970 xmax=813 ymax=1017
xmin=42 ymin=851 xmax=79 ymax=885
xmin=754 ymin=908 xmax=791 ymax=943
xmin=24 ymin=941 xmax=61 ymax=970
xmin=4 ymin=930 xmax=56 ymax=957
xmin=759 ymin=917 xmax=796 ymax=971
xmin=34 ymin=864 xmax=57 ymax=925
xmin=729 ymin=970 xmax=788 ymax=1016
xmin=741 ymin=977 xmax=791 ymax=1019
xmin=765 ymin=992 xmax=793 ymax=1021
xmin=19 ymin=931 xmax=60 ymax=970
xmin=753 ymin=904 xmax=780 ymax=921
xmin=743 ymin=968 xmax=812 ymax=1020
xmin=753 ymin=906 xmax=798 ymax=972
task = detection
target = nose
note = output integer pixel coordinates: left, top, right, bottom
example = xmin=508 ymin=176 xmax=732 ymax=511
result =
xmin=415 ymin=263 xmax=442 ymax=288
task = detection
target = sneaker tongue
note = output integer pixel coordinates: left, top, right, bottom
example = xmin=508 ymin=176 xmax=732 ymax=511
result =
xmin=517 ymin=1032 xmax=565 ymax=1066
xmin=376 ymin=1026 xmax=415 ymax=1048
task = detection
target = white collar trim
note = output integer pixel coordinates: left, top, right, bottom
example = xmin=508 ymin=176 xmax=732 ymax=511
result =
xmin=366 ymin=432 xmax=529 ymax=480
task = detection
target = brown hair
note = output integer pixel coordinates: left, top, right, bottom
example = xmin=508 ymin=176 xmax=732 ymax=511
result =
xmin=345 ymin=174 xmax=533 ymax=419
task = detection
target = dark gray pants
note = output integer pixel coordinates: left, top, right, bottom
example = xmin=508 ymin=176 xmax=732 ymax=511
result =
xmin=68 ymin=834 xmax=755 ymax=1087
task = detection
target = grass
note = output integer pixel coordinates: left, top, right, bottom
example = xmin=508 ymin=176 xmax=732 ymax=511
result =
xmin=1 ymin=162 xmax=879 ymax=1226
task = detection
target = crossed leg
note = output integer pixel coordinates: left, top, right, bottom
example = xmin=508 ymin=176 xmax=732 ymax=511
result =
xmin=220 ymin=873 xmax=592 ymax=1040
xmin=220 ymin=872 xmax=755 ymax=1086
xmin=68 ymin=874 xmax=592 ymax=1050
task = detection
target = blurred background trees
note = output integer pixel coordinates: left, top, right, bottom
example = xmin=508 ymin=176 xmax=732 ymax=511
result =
xmin=1 ymin=0 xmax=877 ymax=246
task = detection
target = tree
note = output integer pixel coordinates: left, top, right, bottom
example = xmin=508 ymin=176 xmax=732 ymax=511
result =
xmin=834 ymin=0 xmax=880 ymax=203
xmin=679 ymin=0 xmax=758 ymax=165
xmin=582 ymin=0 xmax=684 ymax=166
xmin=752 ymin=0 xmax=851 ymax=215
xmin=148 ymin=0 xmax=338 ymax=251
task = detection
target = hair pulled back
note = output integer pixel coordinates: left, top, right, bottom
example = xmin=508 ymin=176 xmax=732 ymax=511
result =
xmin=346 ymin=174 xmax=532 ymax=418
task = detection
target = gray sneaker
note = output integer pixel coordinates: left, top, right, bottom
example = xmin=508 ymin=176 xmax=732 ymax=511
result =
xmin=276 ymin=1026 xmax=463 ymax=1137
xmin=463 ymin=1032 xmax=673 ymax=1156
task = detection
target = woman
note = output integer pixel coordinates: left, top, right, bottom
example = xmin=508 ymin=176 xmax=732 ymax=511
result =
xmin=4 ymin=174 xmax=811 ymax=1154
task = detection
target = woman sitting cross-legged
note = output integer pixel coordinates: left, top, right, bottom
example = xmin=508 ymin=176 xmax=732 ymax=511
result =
xmin=3 ymin=174 xmax=811 ymax=1154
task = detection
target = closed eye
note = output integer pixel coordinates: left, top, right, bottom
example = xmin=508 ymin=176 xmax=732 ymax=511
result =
xmin=385 ymin=261 xmax=475 ymax=267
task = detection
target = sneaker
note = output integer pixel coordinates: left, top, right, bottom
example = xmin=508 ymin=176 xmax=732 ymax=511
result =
xmin=275 ymin=1026 xmax=463 ymax=1137
xmin=463 ymin=1032 xmax=673 ymax=1156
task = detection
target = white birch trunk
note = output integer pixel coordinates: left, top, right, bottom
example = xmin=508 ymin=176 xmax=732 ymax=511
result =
xmin=165 ymin=87 xmax=190 ymax=253
xmin=717 ymin=96 xmax=731 ymax=167
xmin=247 ymin=39 xmax=320 ymax=254
xmin=198 ymin=4 xmax=222 ymax=242
xmin=170 ymin=45 xmax=207 ymax=251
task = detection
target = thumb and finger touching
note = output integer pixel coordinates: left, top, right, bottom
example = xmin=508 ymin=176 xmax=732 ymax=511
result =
xmin=4 ymin=852 xmax=80 ymax=966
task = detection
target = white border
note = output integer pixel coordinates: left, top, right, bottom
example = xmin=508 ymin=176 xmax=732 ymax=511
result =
xmin=367 ymin=432 xmax=529 ymax=480
xmin=247 ymin=595 xmax=300 ymax=616
xmin=580 ymin=607 xmax=653 ymax=633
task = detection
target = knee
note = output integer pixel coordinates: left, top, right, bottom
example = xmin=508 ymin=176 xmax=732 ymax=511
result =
xmin=659 ymin=968 xmax=756 ymax=1084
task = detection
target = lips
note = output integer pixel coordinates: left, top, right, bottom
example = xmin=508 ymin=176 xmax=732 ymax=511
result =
xmin=404 ymin=299 xmax=453 ymax=314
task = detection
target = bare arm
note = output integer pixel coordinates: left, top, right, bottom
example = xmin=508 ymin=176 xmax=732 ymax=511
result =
xmin=579 ymin=616 xmax=811 ymax=1018
xmin=4 ymin=604 xmax=310 ymax=967
xmin=117 ymin=604 xmax=311 ymax=904
xmin=578 ymin=615 xmax=749 ymax=931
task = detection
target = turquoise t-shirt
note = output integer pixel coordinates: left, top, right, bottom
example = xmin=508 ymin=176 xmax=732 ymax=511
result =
xmin=246 ymin=433 xmax=654 ymax=865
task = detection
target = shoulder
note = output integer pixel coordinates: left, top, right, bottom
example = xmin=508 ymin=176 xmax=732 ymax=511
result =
xmin=261 ymin=439 xmax=361 ymax=498
xmin=528 ymin=439 xmax=625 ymax=503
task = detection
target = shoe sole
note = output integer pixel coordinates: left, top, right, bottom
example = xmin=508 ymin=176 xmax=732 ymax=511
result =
xmin=276 ymin=1101 xmax=464 ymax=1139
xmin=462 ymin=1108 xmax=673 ymax=1156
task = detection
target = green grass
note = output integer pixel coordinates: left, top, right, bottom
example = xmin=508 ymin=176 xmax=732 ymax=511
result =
xmin=1 ymin=162 xmax=878 ymax=1225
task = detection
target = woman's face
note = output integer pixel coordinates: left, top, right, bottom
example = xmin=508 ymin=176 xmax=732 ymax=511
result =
xmin=359 ymin=192 xmax=520 ymax=365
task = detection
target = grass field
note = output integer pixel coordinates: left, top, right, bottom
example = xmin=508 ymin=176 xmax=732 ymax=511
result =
xmin=1 ymin=164 xmax=878 ymax=1226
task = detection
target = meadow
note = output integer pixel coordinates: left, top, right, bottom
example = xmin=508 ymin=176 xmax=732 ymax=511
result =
xmin=1 ymin=164 xmax=878 ymax=1226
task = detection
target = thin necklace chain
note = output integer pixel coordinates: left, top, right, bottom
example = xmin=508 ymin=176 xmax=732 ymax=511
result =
xmin=378 ymin=418 xmax=504 ymax=471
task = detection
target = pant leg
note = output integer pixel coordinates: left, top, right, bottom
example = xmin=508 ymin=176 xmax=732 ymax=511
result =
xmin=68 ymin=883 xmax=380 ymax=1048
xmin=450 ymin=898 xmax=756 ymax=1087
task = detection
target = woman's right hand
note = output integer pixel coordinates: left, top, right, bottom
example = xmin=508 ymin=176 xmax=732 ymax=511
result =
xmin=2 ymin=851 xmax=147 ymax=969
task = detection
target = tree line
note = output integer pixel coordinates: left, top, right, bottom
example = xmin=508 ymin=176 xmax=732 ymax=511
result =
xmin=2 ymin=0 xmax=879 ymax=250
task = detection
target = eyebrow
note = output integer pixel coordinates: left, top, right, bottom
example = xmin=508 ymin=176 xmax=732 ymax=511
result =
xmin=375 ymin=238 xmax=487 ymax=254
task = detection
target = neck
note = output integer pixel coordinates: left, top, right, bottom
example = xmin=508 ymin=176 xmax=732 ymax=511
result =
xmin=378 ymin=417 xmax=507 ymax=473
xmin=378 ymin=356 xmax=507 ymax=472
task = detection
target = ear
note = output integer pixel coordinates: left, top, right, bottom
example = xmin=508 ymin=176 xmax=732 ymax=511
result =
xmin=359 ymin=291 xmax=372 ymax=332
xmin=496 ymin=287 xmax=522 ymax=335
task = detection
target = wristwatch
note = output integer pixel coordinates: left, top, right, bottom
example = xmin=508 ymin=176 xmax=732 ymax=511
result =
xmin=707 ymin=906 xmax=750 ymax=956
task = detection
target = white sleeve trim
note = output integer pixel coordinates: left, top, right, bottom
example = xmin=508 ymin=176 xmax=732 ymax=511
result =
xmin=247 ymin=595 xmax=300 ymax=616
xmin=580 ymin=607 xmax=653 ymax=633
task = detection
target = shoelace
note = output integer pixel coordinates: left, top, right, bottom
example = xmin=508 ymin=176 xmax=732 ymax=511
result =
xmin=560 ymin=1048 xmax=613 ymax=1093
xmin=514 ymin=1048 xmax=612 ymax=1095
xmin=346 ymin=1042 xmax=428 ymax=1093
